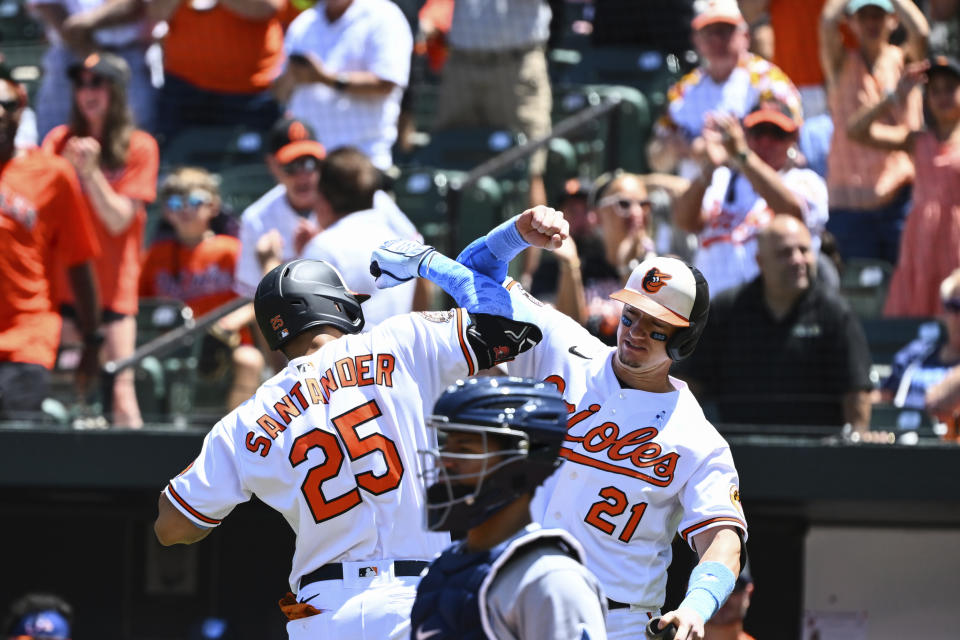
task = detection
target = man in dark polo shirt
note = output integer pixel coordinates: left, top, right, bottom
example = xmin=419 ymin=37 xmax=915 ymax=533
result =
xmin=676 ymin=214 xmax=873 ymax=430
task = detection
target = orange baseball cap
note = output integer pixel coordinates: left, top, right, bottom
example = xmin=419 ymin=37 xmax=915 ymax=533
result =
xmin=742 ymin=98 xmax=799 ymax=133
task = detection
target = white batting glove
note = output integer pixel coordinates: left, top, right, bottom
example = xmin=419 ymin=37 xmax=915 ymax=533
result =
xmin=370 ymin=239 xmax=436 ymax=288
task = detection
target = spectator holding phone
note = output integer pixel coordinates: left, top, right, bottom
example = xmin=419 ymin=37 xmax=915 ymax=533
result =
xmin=273 ymin=0 xmax=413 ymax=170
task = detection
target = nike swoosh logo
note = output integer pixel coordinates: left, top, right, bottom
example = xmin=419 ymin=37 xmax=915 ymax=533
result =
xmin=568 ymin=345 xmax=591 ymax=359
xmin=300 ymin=593 xmax=320 ymax=604
xmin=415 ymin=627 xmax=442 ymax=640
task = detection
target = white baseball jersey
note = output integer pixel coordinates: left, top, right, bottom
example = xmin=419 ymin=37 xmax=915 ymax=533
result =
xmin=301 ymin=208 xmax=416 ymax=328
xmin=502 ymin=285 xmax=747 ymax=610
xmin=164 ymin=309 xmax=487 ymax=592
xmin=696 ymin=165 xmax=828 ymax=297
xmin=235 ymin=187 xmax=420 ymax=298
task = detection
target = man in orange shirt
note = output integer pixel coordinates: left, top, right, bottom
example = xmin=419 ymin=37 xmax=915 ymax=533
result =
xmin=148 ymin=0 xmax=284 ymax=144
xmin=0 ymin=63 xmax=101 ymax=421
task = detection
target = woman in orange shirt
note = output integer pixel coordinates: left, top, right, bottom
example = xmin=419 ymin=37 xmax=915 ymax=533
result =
xmin=43 ymin=52 xmax=160 ymax=428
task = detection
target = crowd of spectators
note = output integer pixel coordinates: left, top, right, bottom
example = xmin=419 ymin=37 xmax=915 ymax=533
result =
xmin=1 ymin=0 xmax=960 ymax=438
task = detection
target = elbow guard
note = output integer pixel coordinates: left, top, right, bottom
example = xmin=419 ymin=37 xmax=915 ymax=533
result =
xmin=466 ymin=313 xmax=543 ymax=370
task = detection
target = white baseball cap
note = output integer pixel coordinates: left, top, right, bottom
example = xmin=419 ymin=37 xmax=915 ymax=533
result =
xmin=692 ymin=0 xmax=745 ymax=30
xmin=610 ymin=257 xmax=698 ymax=327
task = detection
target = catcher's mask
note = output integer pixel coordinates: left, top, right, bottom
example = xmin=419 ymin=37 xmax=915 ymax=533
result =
xmin=420 ymin=376 xmax=568 ymax=533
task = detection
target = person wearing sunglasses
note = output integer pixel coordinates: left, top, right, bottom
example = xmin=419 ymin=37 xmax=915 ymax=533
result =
xmin=0 ymin=61 xmax=102 ymax=422
xmin=674 ymin=98 xmax=830 ymax=298
xmin=140 ymin=167 xmax=266 ymax=412
xmin=548 ymin=172 xmax=658 ymax=346
xmin=235 ymin=117 xmax=328 ymax=301
xmin=41 ymin=52 xmax=159 ymax=429
xmin=880 ymin=269 xmax=960 ymax=430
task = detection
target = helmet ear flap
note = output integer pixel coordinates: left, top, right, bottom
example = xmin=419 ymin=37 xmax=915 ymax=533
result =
xmin=665 ymin=265 xmax=710 ymax=361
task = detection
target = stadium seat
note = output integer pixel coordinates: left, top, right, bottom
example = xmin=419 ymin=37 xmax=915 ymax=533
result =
xmin=0 ymin=1 xmax=45 ymax=44
xmin=862 ymin=317 xmax=941 ymax=368
xmin=553 ymin=47 xmax=686 ymax=115
xmin=413 ymin=127 xmax=529 ymax=174
xmin=217 ymin=163 xmax=275 ymax=215
xmin=551 ymin=84 xmax=651 ymax=174
xmin=1 ymin=41 xmax=46 ymax=101
xmin=840 ymin=258 xmax=894 ymax=318
xmin=160 ymin=126 xmax=266 ymax=172
xmin=392 ymin=168 xmax=503 ymax=255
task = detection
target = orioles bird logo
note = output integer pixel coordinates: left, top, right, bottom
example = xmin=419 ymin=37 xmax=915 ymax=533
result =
xmin=642 ymin=268 xmax=672 ymax=293
xmin=270 ymin=314 xmax=284 ymax=331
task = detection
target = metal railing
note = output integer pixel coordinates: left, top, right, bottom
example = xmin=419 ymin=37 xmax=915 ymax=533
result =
xmin=444 ymin=93 xmax=624 ymax=252
xmin=100 ymin=297 xmax=250 ymax=420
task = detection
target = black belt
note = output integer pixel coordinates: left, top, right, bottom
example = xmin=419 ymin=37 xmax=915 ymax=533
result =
xmin=301 ymin=560 xmax=429 ymax=586
xmin=607 ymin=599 xmax=631 ymax=610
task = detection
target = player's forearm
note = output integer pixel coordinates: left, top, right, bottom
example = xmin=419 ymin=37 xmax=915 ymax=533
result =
xmin=692 ymin=526 xmax=742 ymax=576
xmin=155 ymin=493 xmax=214 ymax=546
xmin=81 ymin=169 xmax=138 ymax=235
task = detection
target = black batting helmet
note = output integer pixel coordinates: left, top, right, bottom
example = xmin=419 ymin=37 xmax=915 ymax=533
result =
xmin=420 ymin=377 xmax=568 ymax=533
xmin=254 ymin=259 xmax=369 ymax=350
xmin=609 ymin=256 xmax=709 ymax=361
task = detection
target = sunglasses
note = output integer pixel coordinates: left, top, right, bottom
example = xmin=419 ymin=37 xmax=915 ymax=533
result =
xmin=166 ymin=191 xmax=213 ymax=212
xmin=72 ymin=75 xmax=108 ymax=89
xmin=0 ymin=98 xmax=20 ymax=112
xmin=597 ymin=193 xmax=652 ymax=216
xmin=282 ymin=156 xmax=320 ymax=175
xmin=944 ymin=298 xmax=960 ymax=313
xmin=747 ymin=123 xmax=792 ymax=140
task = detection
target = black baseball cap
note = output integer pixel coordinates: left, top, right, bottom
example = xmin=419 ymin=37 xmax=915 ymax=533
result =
xmin=67 ymin=51 xmax=130 ymax=85
xmin=743 ymin=97 xmax=799 ymax=133
xmin=267 ymin=117 xmax=326 ymax=164
xmin=928 ymin=55 xmax=960 ymax=81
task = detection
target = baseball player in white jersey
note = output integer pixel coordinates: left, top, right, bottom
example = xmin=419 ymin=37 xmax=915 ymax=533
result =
xmin=375 ymin=213 xmax=748 ymax=640
xmin=153 ymin=254 xmax=547 ymax=640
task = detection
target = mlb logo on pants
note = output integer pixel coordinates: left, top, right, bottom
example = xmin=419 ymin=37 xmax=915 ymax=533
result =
xmin=358 ymin=566 xmax=379 ymax=578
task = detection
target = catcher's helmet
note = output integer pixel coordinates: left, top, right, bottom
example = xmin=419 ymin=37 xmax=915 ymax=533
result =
xmin=609 ymin=256 xmax=710 ymax=361
xmin=421 ymin=377 xmax=568 ymax=533
xmin=254 ymin=259 xmax=369 ymax=351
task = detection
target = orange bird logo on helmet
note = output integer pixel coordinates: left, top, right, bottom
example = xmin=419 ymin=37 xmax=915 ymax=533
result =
xmin=641 ymin=268 xmax=672 ymax=293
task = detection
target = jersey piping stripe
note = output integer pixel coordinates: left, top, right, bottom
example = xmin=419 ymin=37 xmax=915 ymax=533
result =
xmin=680 ymin=516 xmax=746 ymax=543
xmin=166 ymin=484 xmax=221 ymax=526
xmin=505 ymin=279 xmax=519 ymax=291
xmin=455 ymin=308 xmax=476 ymax=376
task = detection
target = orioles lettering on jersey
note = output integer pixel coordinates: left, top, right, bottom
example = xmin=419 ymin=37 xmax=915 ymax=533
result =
xmin=543 ymin=374 xmax=679 ymax=487
xmin=252 ymin=353 xmax=397 ymax=443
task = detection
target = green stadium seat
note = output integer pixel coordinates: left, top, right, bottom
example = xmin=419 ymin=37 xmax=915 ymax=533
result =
xmin=553 ymin=47 xmax=685 ymax=115
xmin=217 ymin=163 xmax=275 ymax=215
xmin=552 ymin=84 xmax=652 ymax=174
xmin=392 ymin=168 xmax=503 ymax=255
xmin=0 ymin=1 xmax=45 ymax=44
xmin=1 ymin=41 xmax=46 ymax=101
xmin=161 ymin=126 xmax=266 ymax=172
xmin=862 ymin=317 xmax=941 ymax=368
xmin=840 ymin=258 xmax=894 ymax=318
